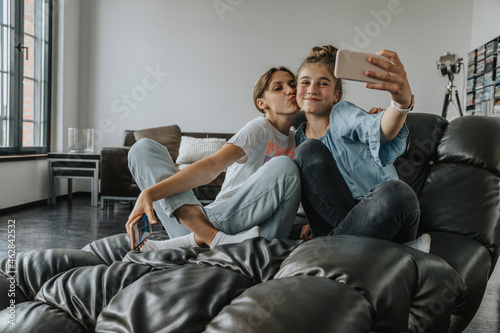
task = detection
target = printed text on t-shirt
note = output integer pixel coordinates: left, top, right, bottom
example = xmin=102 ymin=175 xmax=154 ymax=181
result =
xmin=263 ymin=141 xmax=294 ymax=164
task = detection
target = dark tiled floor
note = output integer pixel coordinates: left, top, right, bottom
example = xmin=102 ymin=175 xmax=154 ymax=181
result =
xmin=0 ymin=196 xmax=133 ymax=259
xmin=0 ymin=196 xmax=498 ymax=331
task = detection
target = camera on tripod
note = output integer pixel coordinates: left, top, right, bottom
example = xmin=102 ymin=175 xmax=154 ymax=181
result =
xmin=437 ymin=52 xmax=464 ymax=118
xmin=436 ymin=52 xmax=463 ymax=77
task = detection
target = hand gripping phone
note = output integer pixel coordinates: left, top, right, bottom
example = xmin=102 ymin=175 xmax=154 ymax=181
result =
xmin=130 ymin=215 xmax=153 ymax=250
xmin=334 ymin=49 xmax=389 ymax=84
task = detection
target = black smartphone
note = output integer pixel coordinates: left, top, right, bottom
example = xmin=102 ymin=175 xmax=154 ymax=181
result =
xmin=130 ymin=215 xmax=152 ymax=250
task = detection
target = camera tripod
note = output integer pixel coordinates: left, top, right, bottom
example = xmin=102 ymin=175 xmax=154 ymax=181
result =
xmin=441 ymin=73 xmax=463 ymax=118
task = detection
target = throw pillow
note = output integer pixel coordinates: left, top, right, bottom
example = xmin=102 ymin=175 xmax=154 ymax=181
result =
xmin=133 ymin=125 xmax=182 ymax=161
xmin=176 ymin=136 xmax=227 ymax=164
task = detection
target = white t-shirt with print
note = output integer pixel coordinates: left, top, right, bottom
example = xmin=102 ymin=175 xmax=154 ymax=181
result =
xmin=207 ymin=116 xmax=296 ymax=208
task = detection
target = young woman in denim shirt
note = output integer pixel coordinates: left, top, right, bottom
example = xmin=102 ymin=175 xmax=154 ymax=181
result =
xmin=293 ymin=45 xmax=430 ymax=251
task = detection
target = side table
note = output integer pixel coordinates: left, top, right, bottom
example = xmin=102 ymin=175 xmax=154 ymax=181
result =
xmin=47 ymin=152 xmax=100 ymax=207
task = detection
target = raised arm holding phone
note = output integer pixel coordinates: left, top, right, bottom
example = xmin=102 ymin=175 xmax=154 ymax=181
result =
xmin=293 ymin=45 xmax=429 ymax=252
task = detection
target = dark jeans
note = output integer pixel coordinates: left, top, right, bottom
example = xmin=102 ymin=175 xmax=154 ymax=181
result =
xmin=294 ymin=139 xmax=420 ymax=243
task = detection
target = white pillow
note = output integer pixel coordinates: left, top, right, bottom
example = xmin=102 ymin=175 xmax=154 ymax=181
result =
xmin=176 ymin=136 xmax=227 ymax=164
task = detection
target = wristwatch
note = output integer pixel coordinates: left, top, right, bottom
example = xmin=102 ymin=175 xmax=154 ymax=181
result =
xmin=391 ymin=94 xmax=415 ymax=113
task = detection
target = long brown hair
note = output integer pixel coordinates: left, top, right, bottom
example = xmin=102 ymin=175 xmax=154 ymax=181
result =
xmin=297 ymin=45 xmax=344 ymax=102
xmin=253 ymin=66 xmax=295 ymax=113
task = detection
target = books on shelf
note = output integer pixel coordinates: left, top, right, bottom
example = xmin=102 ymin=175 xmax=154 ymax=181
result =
xmin=486 ymin=39 xmax=498 ymax=58
xmin=495 ymin=84 xmax=500 ymax=115
xmin=477 ymin=44 xmax=486 ymax=61
xmin=476 ymin=60 xmax=485 ymax=76
xmin=475 ymin=89 xmax=483 ymax=107
xmin=484 ymin=71 xmax=493 ymax=86
xmin=485 ymin=56 xmax=496 ymax=72
xmin=483 ymin=85 xmax=494 ymax=101
xmin=467 ymin=78 xmax=475 ymax=92
xmin=466 ymin=36 xmax=499 ymax=117
xmin=476 ymin=75 xmax=484 ymax=89
xmin=468 ymin=64 xmax=475 ymax=78
xmin=466 ymin=92 xmax=475 ymax=107
xmin=467 ymin=50 xmax=477 ymax=66
xmin=475 ymin=103 xmax=483 ymax=115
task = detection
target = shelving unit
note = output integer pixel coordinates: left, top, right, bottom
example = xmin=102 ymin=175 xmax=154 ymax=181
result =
xmin=466 ymin=36 xmax=500 ymax=117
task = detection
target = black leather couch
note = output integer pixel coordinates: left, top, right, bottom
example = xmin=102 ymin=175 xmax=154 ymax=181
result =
xmin=1 ymin=113 xmax=499 ymax=332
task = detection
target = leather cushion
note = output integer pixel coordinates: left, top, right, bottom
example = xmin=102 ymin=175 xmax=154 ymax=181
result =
xmin=133 ymin=124 xmax=182 ymax=161
xmin=428 ymin=231 xmax=491 ymax=332
xmin=95 ymin=265 xmax=256 ymax=332
xmin=0 ymin=302 xmax=86 ymax=333
xmin=419 ymin=163 xmax=500 ymax=260
xmin=205 ymin=276 xmax=373 ymax=333
xmin=82 ymin=233 xmax=134 ymax=266
xmin=36 ymin=262 xmax=155 ymax=332
xmin=275 ymin=235 xmax=463 ymax=333
xmin=394 ymin=112 xmax=448 ymax=196
xmin=437 ymin=115 xmax=500 ymax=177
xmin=0 ymin=249 xmax=106 ymax=303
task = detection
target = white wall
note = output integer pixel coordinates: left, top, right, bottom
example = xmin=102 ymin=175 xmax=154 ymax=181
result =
xmin=471 ymin=0 xmax=500 ymax=49
xmin=80 ymin=0 xmax=474 ymax=152
xmin=0 ymin=160 xmax=49 ymax=209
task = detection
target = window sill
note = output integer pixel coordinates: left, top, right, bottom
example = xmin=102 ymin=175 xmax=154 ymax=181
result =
xmin=0 ymin=154 xmax=48 ymax=162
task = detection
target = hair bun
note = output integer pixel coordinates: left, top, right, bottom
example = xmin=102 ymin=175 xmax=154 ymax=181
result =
xmin=308 ymin=45 xmax=338 ymax=60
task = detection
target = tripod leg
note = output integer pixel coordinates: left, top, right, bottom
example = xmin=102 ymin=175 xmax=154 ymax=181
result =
xmin=454 ymin=90 xmax=464 ymax=116
xmin=442 ymin=92 xmax=450 ymax=118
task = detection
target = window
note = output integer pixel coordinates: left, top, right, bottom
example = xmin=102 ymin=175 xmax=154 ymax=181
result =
xmin=0 ymin=0 xmax=52 ymax=155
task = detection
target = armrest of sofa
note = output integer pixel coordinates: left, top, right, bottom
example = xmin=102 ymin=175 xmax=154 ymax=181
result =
xmin=123 ymin=130 xmax=136 ymax=147
xmin=418 ymin=115 xmax=500 ymax=267
xmin=100 ymin=146 xmax=140 ymax=198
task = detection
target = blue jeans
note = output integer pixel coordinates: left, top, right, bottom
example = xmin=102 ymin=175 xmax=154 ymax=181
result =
xmin=294 ymin=139 xmax=420 ymax=243
xmin=128 ymin=138 xmax=301 ymax=240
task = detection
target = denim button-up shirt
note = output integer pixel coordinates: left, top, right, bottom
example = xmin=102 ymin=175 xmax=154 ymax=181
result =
xmin=295 ymin=101 xmax=408 ymax=200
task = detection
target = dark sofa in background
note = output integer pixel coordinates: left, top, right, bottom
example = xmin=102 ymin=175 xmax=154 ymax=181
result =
xmin=100 ymin=126 xmax=234 ymax=208
xmin=1 ymin=113 xmax=499 ymax=332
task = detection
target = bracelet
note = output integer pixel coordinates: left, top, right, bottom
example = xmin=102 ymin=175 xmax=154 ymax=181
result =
xmin=391 ymin=95 xmax=415 ymax=113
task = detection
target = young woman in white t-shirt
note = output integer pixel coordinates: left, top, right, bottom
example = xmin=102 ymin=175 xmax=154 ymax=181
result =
xmin=126 ymin=67 xmax=301 ymax=252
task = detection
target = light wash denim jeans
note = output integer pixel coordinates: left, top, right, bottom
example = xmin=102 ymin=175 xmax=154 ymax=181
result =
xmin=128 ymin=138 xmax=301 ymax=240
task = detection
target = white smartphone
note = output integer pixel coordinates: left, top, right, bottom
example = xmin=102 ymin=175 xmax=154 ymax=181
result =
xmin=334 ymin=49 xmax=389 ymax=84
xmin=130 ymin=215 xmax=153 ymax=250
